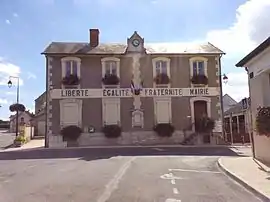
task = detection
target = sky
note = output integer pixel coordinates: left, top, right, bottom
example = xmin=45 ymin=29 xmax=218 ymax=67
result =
xmin=0 ymin=0 xmax=270 ymax=120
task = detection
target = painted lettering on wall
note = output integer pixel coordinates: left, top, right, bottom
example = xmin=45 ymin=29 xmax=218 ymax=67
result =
xmin=189 ymin=88 xmax=209 ymax=96
xmin=103 ymin=89 xmax=130 ymax=97
xmin=144 ymin=88 xmax=182 ymax=96
xmin=61 ymin=89 xmax=89 ymax=97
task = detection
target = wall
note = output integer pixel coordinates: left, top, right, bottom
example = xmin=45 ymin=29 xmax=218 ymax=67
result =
xmin=247 ymin=46 xmax=270 ymax=163
xmin=47 ymin=53 xmax=222 ymax=147
xmin=10 ymin=112 xmax=32 ymax=133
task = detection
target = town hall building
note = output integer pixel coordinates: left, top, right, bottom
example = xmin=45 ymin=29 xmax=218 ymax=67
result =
xmin=42 ymin=29 xmax=225 ymax=147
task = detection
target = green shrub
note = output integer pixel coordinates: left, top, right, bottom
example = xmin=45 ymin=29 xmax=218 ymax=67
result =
xmin=153 ymin=123 xmax=175 ymax=137
xmin=102 ymin=125 xmax=122 ymax=138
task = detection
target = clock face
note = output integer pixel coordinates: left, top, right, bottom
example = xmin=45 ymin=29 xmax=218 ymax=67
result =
xmin=132 ymin=39 xmax=140 ymax=47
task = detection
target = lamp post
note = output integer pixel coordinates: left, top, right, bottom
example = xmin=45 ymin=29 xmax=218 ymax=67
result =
xmin=8 ymin=76 xmax=20 ymax=137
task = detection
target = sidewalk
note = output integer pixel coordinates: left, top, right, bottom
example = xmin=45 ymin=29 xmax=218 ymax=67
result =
xmin=3 ymin=138 xmax=45 ymax=152
xmin=218 ymin=156 xmax=270 ymax=201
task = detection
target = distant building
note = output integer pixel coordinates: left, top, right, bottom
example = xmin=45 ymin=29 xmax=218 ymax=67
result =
xmin=223 ymin=97 xmax=251 ymax=143
xmin=222 ymin=94 xmax=237 ymax=112
xmin=9 ymin=111 xmax=34 ymax=133
xmin=236 ymin=36 xmax=270 ymax=163
xmin=32 ymin=92 xmax=46 ymax=136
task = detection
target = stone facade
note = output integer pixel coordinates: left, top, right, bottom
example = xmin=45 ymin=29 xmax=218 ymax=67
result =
xmin=43 ymin=29 xmax=225 ymax=147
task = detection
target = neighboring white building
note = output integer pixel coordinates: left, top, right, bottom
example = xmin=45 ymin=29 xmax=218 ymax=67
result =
xmin=9 ymin=111 xmax=34 ymax=133
xmin=236 ymin=36 xmax=270 ymax=163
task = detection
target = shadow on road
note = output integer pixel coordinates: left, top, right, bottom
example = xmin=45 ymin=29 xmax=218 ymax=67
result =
xmin=0 ymin=146 xmax=248 ymax=161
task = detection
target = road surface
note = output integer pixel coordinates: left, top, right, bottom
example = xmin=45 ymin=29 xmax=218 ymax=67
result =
xmin=0 ymin=146 xmax=260 ymax=202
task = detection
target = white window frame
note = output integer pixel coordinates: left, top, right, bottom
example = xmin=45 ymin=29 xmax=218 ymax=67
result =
xmin=189 ymin=56 xmax=208 ymax=87
xmin=152 ymin=57 xmax=171 ymax=87
xmin=61 ymin=57 xmax=81 ymax=88
xmin=189 ymin=56 xmax=208 ymax=77
xmin=101 ymin=57 xmax=120 ymax=88
xmin=61 ymin=57 xmax=81 ymax=78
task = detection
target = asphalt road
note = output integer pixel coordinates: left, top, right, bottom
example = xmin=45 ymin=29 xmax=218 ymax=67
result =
xmin=0 ymin=130 xmax=14 ymax=149
xmin=0 ymin=146 xmax=260 ymax=202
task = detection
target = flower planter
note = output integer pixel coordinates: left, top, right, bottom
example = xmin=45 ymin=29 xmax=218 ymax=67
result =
xmin=13 ymin=140 xmax=23 ymax=147
xmin=256 ymin=107 xmax=270 ymax=137
xmin=102 ymin=125 xmax=122 ymax=138
xmin=153 ymin=123 xmax=175 ymax=137
xmin=191 ymin=75 xmax=208 ymax=85
xmin=62 ymin=74 xmax=80 ymax=86
xmin=9 ymin=103 xmax=26 ymax=112
xmin=154 ymin=73 xmax=170 ymax=85
xmin=102 ymin=74 xmax=120 ymax=85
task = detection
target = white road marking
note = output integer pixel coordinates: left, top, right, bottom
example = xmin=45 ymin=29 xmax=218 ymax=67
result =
xmin=160 ymin=173 xmax=185 ymax=180
xmin=165 ymin=198 xmax=181 ymax=202
xmin=173 ymin=187 xmax=179 ymax=194
xmin=171 ymin=179 xmax=176 ymax=185
xmin=169 ymin=168 xmax=221 ymax=174
xmin=97 ymin=157 xmax=136 ymax=202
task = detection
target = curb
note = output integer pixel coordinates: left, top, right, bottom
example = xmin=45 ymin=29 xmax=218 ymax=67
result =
xmin=217 ymin=158 xmax=270 ymax=202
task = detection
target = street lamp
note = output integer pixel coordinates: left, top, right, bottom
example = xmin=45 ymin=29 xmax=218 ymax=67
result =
xmin=222 ymin=74 xmax=228 ymax=84
xmin=7 ymin=76 xmax=20 ymax=137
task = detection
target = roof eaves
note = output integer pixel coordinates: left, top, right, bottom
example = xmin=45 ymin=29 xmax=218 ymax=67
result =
xmin=236 ymin=36 xmax=270 ymax=67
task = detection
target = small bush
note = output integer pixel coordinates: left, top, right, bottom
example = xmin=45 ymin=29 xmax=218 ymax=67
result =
xmin=154 ymin=73 xmax=170 ymax=85
xmin=62 ymin=74 xmax=80 ymax=86
xmin=60 ymin=125 xmax=82 ymax=141
xmin=153 ymin=123 xmax=175 ymax=137
xmin=102 ymin=125 xmax=122 ymax=138
xmin=9 ymin=103 xmax=26 ymax=112
xmin=195 ymin=117 xmax=215 ymax=133
xmin=256 ymin=107 xmax=270 ymax=137
xmin=191 ymin=75 xmax=208 ymax=85
xmin=102 ymin=74 xmax=120 ymax=85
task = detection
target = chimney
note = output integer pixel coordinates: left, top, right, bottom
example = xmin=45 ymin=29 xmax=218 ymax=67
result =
xmin=89 ymin=29 xmax=99 ymax=47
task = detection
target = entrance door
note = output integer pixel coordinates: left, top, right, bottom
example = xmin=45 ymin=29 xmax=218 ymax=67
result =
xmin=194 ymin=100 xmax=210 ymax=143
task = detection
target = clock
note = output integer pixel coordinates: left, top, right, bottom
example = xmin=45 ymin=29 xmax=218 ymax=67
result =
xmin=132 ymin=39 xmax=140 ymax=47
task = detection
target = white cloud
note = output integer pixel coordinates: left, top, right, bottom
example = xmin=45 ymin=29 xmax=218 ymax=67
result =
xmin=5 ymin=91 xmax=16 ymax=95
xmin=27 ymin=72 xmax=37 ymax=79
xmin=206 ymin=0 xmax=270 ymax=57
xmin=203 ymin=0 xmax=270 ymax=100
xmin=0 ymin=57 xmax=23 ymax=86
xmin=5 ymin=19 xmax=10 ymax=25
xmin=13 ymin=13 xmax=18 ymax=17
xmin=0 ymin=98 xmax=8 ymax=105
xmin=222 ymin=72 xmax=249 ymax=102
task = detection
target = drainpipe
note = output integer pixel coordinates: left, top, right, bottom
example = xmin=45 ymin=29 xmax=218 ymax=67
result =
xmin=44 ymin=56 xmax=49 ymax=148
xmin=246 ymin=68 xmax=255 ymax=158
xmin=218 ymin=55 xmax=226 ymax=142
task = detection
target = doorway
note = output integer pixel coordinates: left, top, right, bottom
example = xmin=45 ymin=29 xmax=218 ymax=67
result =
xmin=194 ymin=100 xmax=210 ymax=143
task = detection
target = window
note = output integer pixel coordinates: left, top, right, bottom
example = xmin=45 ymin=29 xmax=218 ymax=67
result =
xmin=193 ymin=61 xmax=205 ymax=76
xmin=101 ymin=57 xmax=120 ymax=78
xmin=156 ymin=60 xmax=168 ymax=75
xmin=65 ymin=60 xmax=78 ymax=77
xmin=61 ymin=57 xmax=81 ymax=78
xmin=105 ymin=61 xmax=117 ymax=75
xmin=189 ymin=56 xmax=208 ymax=77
